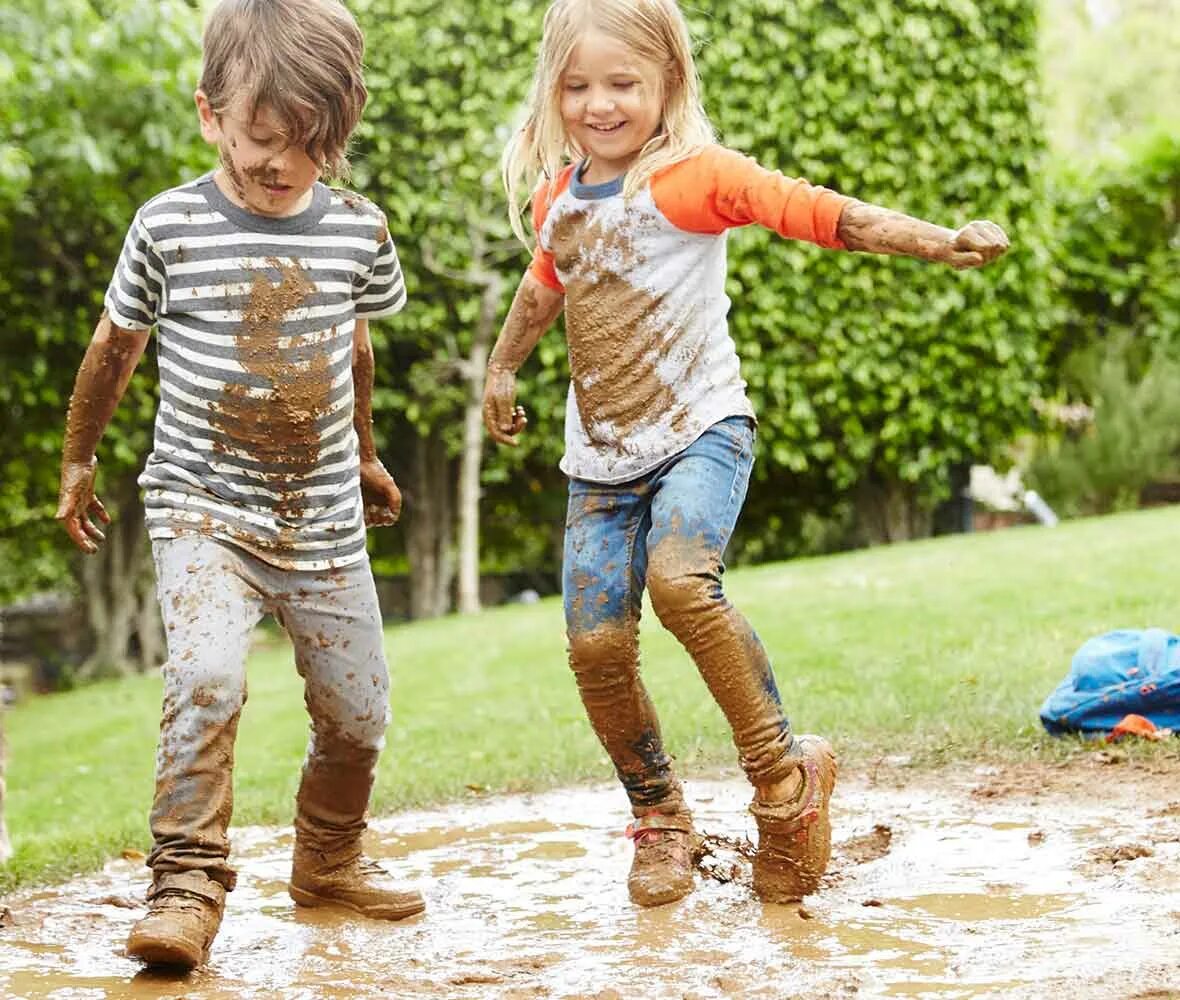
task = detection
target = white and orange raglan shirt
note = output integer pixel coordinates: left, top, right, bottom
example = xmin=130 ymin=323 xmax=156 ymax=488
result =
xmin=529 ymin=143 xmax=852 ymax=485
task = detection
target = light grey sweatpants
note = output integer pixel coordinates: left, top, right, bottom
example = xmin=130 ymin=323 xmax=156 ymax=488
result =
xmin=148 ymin=534 xmax=390 ymax=892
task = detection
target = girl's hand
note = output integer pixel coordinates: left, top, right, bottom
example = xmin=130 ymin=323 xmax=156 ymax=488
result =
xmin=483 ymin=366 xmax=528 ymax=447
xmin=944 ymin=220 xmax=1010 ymax=270
xmin=56 ymin=457 xmax=110 ymax=554
xmin=359 ymin=458 xmax=402 ymax=527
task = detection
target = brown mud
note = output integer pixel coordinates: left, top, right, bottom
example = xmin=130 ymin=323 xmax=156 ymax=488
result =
xmin=2 ymin=760 xmax=1179 ymax=999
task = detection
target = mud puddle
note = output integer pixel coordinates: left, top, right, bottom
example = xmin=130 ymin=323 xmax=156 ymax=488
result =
xmin=2 ymin=764 xmax=1180 ymax=999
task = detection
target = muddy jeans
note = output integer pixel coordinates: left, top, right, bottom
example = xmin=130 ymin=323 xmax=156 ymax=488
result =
xmin=563 ymin=416 xmax=796 ymax=813
xmin=148 ymin=535 xmax=390 ymax=892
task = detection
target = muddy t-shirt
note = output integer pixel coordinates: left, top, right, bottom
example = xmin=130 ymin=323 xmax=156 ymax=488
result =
xmin=530 ymin=144 xmax=851 ymax=485
xmin=104 ymin=174 xmax=405 ymax=571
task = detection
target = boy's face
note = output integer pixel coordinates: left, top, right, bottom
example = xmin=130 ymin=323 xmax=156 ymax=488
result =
xmin=196 ymin=91 xmax=323 ymax=218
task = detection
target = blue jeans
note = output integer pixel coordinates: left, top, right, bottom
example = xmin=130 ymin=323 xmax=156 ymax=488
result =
xmin=562 ymin=416 xmax=795 ymax=812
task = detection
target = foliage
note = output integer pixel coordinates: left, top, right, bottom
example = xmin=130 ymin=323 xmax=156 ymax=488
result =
xmin=1025 ymin=125 xmax=1180 ymax=516
xmin=689 ymin=0 xmax=1048 ymax=544
xmin=0 ymin=0 xmax=209 ymax=601
xmin=1040 ymin=0 xmax=1180 ymax=158
xmin=1044 ymin=126 xmax=1180 ymax=376
xmin=1027 ymin=338 xmax=1180 ymax=515
xmin=7 ymin=504 xmax=1180 ymax=891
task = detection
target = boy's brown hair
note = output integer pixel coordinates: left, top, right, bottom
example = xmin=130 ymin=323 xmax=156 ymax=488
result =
xmin=199 ymin=0 xmax=368 ymax=178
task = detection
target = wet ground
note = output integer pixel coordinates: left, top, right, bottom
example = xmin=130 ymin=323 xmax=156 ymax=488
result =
xmin=2 ymin=758 xmax=1179 ymax=999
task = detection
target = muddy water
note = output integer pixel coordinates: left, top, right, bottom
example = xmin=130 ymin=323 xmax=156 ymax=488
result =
xmin=2 ymin=771 xmax=1179 ymax=999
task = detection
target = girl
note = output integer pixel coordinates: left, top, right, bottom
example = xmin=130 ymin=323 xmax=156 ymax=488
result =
xmin=483 ymin=0 xmax=1008 ymax=907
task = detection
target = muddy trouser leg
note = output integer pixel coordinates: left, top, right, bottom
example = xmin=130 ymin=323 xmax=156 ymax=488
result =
xmin=148 ymin=536 xmax=266 ymax=893
xmin=269 ymin=555 xmax=390 ymax=864
xmin=644 ymin=417 xmax=798 ymax=790
xmin=563 ymin=473 xmax=687 ymax=816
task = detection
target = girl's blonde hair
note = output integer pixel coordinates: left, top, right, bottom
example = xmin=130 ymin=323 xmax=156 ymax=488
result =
xmin=503 ymin=0 xmax=714 ymax=243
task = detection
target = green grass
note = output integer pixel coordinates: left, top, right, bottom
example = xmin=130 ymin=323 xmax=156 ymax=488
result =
xmin=5 ymin=506 xmax=1180 ymax=893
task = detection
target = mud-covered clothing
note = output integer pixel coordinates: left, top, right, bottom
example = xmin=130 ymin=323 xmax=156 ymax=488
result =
xmin=104 ymin=175 xmax=405 ymax=572
xmin=529 ymin=144 xmax=851 ymax=485
xmin=563 ymin=416 xmax=798 ymax=808
xmin=147 ymin=535 xmax=390 ymax=889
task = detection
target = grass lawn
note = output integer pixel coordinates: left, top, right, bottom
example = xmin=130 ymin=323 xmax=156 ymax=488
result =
xmin=4 ymin=506 xmax=1179 ymax=893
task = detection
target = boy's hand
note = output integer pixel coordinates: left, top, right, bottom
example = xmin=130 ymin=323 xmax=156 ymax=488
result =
xmin=360 ymin=458 xmax=402 ymax=527
xmin=944 ymin=220 xmax=1009 ymax=270
xmin=56 ymin=457 xmax=110 ymax=554
xmin=483 ymin=366 xmax=528 ymax=447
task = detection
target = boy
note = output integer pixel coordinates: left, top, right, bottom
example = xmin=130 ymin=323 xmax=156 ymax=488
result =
xmin=55 ymin=0 xmax=422 ymax=970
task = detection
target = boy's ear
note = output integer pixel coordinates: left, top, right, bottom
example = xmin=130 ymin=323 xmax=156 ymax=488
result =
xmin=195 ymin=90 xmax=220 ymax=144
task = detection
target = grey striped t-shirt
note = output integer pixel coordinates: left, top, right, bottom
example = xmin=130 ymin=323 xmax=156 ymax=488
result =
xmin=104 ymin=174 xmax=405 ymax=571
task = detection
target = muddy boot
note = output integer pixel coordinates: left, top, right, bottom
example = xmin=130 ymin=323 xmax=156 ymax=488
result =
xmin=289 ymin=846 xmax=425 ymax=921
xmin=625 ymin=810 xmax=697 ymax=907
xmin=126 ymin=872 xmax=226 ymax=969
xmin=749 ymin=735 xmax=838 ymax=903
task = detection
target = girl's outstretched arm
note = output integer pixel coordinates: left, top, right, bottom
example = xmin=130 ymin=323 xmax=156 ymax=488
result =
xmin=483 ymin=272 xmax=565 ymax=448
xmin=836 ymin=202 xmax=1009 ymax=269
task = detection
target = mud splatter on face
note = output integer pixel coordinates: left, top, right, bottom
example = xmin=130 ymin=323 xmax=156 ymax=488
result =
xmin=218 ymin=143 xmax=249 ymax=204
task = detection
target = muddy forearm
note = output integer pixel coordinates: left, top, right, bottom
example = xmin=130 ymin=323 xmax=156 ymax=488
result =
xmin=836 ymin=201 xmax=958 ymax=262
xmin=488 ymin=274 xmax=564 ymax=375
xmin=62 ymin=313 xmax=148 ymax=465
xmin=352 ymin=320 xmax=378 ymax=463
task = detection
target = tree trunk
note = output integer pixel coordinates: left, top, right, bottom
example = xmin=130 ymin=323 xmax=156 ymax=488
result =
xmin=853 ymin=474 xmax=934 ymax=545
xmin=404 ymin=428 xmax=455 ymax=619
xmin=74 ymin=471 xmax=158 ymax=678
xmin=455 ymin=272 xmax=503 ymax=615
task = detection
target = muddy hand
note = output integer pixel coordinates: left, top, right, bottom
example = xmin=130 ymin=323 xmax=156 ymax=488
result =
xmin=360 ymin=459 xmax=402 ymax=527
xmin=56 ymin=457 xmax=110 ymax=554
xmin=946 ymin=220 xmax=1009 ymax=270
xmin=483 ymin=366 xmax=528 ymax=447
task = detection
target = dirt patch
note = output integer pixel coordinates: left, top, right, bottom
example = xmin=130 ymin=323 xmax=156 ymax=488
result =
xmin=2 ymin=759 xmax=1180 ymax=998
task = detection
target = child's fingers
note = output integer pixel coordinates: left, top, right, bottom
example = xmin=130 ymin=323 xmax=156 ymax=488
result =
xmin=90 ymin=496 xmax=111 ymax=524
xmin=63 ymin=516 xmax=98 ymax=554
xmin=950 ymin=251 xmax=985 ymax=269
xmin=82 ymin=516 xmax=107 ymax=543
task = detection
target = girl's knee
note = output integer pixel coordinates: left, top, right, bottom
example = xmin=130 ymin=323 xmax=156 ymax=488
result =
xmin=567 ymin=623 xmax=639 ymax=692
xmin=647 ymin=566 xmax=719 ymax=632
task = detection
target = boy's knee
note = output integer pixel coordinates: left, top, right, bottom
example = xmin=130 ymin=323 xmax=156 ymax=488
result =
xmin=163 ymin=662 xmax=247 ymax=723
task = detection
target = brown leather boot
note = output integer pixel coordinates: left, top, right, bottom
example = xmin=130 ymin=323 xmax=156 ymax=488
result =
xmin=749 ymin=735 xmax=838 ymax=903
xmin=625 ymin=810 xmax=697 ymax=907
xmin=126 ymin=872 xmax=226 ymax=969
xmin=289 ymin=848 xmax=425 ymax=920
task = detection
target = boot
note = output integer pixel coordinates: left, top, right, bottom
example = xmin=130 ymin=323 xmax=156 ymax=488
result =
xmin=289 ymin=846 xmax=425 ymax=920
xmin=749 ymin=735 xmax=838 ymax=903
xmin=126 ymin=872 xmax=226 ymax=969
xmin=625 ymin=809 xmax=697 ymax=907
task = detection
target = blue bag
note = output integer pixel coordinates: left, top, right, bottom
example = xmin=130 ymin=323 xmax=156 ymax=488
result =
xmin=1039 ymin=628 xmax=1180 ymax=735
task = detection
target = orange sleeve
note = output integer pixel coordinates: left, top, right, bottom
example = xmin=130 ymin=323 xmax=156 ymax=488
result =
xmin=526 ymin=168 xmax=575 ymax=293
xmin=651 ymin=145 xmax=851 ymax=250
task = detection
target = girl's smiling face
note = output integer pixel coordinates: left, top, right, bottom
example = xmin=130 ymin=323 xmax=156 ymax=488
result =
xmin=560 ymin=29 xmax=664 ymax=185
xmin=196 ymin=91 xmax=323 ymax=218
